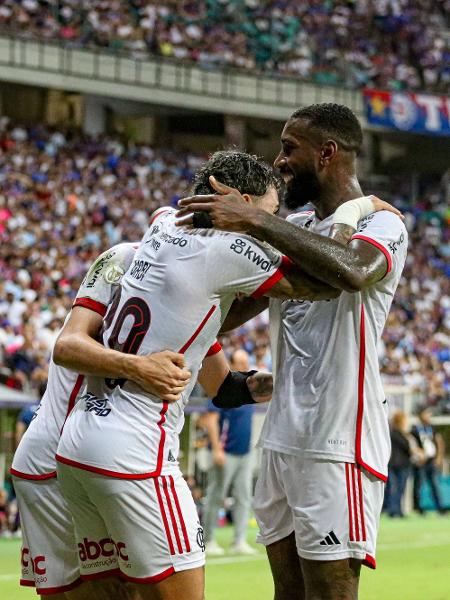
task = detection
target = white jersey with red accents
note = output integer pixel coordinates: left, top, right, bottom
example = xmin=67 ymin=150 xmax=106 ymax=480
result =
xmin=260 ymin=209 xmax=408 ymax=481
xmin=57 ymin=208 xmax=285 ymax=478
xmin=11 ymin=243 xmax=138 ymax=480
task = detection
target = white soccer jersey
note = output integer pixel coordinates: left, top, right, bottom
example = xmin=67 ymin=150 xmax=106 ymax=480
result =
xmin=57 ymin=208 xmax=285 ymax=478
xmin=11 ymin=243 xmax=138 ymax=480
xmin=259 ymin=209 xmax=408 ymax=481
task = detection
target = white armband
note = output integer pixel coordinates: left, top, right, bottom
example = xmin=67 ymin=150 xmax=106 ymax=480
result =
xmin=332 ymin=196 xmax=374 ymax=230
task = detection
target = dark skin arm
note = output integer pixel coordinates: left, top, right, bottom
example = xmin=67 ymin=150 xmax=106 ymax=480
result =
xmin=177 ymin=178 xmax=396 ymax=292
xmin=220 ymin=222 xmax=355 ymax=333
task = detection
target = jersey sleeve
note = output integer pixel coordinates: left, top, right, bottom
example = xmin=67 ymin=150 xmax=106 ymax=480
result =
xmin=206 ymin=234 xmax=289 ymax=298
xmin=73 ymin=243 xmax=137 ymax=316
xmin=351 ymin=211 xmax=408 ymax=279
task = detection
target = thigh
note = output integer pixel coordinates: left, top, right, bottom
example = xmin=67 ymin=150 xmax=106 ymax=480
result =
xmin=87 ymin=470 xmax=206 ymax=584
xmin=284 ymin=459 xmax=383 ymax=570
xmin=266 ymin=532 xmax=305 ymax=600
xmin=300 ymin=557 xmax=361 ymax=600
xmin=13 ymin=476 xmax=82 ymax=595
xmin=131 ymin=566 xmax=204 ymax=600
xmin=253 ymin=450 xmax=294 ymax=547
xmin=57 ymin=464 xmax=120 ymax=580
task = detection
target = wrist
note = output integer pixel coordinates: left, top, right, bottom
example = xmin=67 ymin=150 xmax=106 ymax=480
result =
xmin=246 ymin=208 xmax=268 ymax=238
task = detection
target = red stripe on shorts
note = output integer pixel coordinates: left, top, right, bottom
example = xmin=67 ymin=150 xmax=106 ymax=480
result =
xmin=357 ymin=466 xmax=367 ymax=541
xmin=169 ymin=474 xmax=191 ymax=553
xmin=351 ymin=464 xmax=360 ymax=542
xmin=345 ymin=463 xmax=354 ymax=542
xmin=162 ymin=476 xmax=183 ymax=554
xmin=154 ymin=478 xmax=175 ymax=555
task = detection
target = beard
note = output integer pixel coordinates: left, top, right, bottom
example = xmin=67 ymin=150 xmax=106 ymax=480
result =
xmin=282 ymin=167 xmax=322 ymax=210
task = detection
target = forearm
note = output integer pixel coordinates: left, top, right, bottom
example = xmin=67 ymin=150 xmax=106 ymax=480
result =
xmin=248 ymin=212 xmax=371 ymax=292
xmin=204 ymin=414 xmax=221 ymax=451
xmin=220 ymin=296 xmax=269 ymax=333
xmin=53 ymin=332 xmax=138 ymax=380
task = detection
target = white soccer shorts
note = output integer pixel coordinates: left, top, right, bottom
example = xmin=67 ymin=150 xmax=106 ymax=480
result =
xmin=253 ymin=450 xmax=384 ymax=568
xmin=57 ymin=464 xmax=205 ymax=583
xmin=13 ymin=476 xmax=82 ymax=594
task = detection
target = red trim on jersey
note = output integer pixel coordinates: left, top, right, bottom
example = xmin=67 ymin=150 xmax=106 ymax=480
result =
xmin=81 ymin=568 xmax=121 ymax=581
xmin=345 ymin=463 xmax=354 ymax=542
xmin=355 ymin=305 xmax=388 ymax=483
xmin=357 ymin=466 xmax=367 ymax=541
xmin=169 ymin=474 xmax=191 ymax=553
xmin=149 ymin=208 xmax=170 ymax=225
xmin=351 ymin=235 xmax=392 ymax=276
xmin=10 ymin=468 xmax=57 ymax=480
xmin=179 ymin=305 xmax=217 ymax=354
xmin=154 ymin=478 xmax=175 ymax=555
xmin=121 ymin=566 xmax=175 ymax=584
xmin=251 ymin=255 xmax=293 ymax=299
xmin=65 ymin=374 xmax=85 ymax=421
xmin=56 ymin=454 xmax=158 ymax=479
xmin=73 ymin=297 xmax=107 ymax=316
xmin=162 ymin=476 xmax=183 ymax=554
xmin=206 ymin=341 xmax=222 ymax=357
xmin=363 ymin=554 xmax=376 ymax=569
xmin=37 ymin=577 xmax=83 ymax=594
xmin=20 ymin=579 xmax=35 ymax=587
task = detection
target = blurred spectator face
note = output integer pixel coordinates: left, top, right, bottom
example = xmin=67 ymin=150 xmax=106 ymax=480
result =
xmin=419 ymin=408 xmax=433 ymax=425
xmin=230 ymin=349 xmax=250 ymax=372
xmin=392 ymin=410 xmax=408 ymax=432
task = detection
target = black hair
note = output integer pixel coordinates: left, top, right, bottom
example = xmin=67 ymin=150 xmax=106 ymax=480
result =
xmin=193 ymin=150 xmax=281 ymax=197
xmin=290 ymin=103 xmax=363 ymax=153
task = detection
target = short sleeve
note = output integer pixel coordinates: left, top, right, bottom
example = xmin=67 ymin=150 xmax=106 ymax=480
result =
xmin=206 ymin=234 xmax=288 ymax=298
xmin=74 ymin=243 xmax=137 ymax=315
xmin=351 ymin=211 xmax=408 ymax=279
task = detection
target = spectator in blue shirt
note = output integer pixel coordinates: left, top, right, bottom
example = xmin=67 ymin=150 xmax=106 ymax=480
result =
xmin=203 ymin=349 xmax=257 ymax=556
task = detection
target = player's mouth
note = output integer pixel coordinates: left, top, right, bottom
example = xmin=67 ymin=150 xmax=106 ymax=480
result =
xmin=279 ymin=167 xmax=294 ymax=184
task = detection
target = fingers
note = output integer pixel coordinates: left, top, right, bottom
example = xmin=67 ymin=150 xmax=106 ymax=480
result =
xmin=209 ymin=175 xmax=236 ymax=194
xmin=175 ymin=215 xmax=194 ymax=228
xmin=176 ymin=203 xmax=215 ymax=217
xmin=162 ymin=350 xmax=186 ymax=368
xmin=178 ymin=195 xmax=216 ymax=207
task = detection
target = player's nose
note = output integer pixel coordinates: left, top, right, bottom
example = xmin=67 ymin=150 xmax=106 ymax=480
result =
xmin=273 ymin=153 xmax=285 ymax=169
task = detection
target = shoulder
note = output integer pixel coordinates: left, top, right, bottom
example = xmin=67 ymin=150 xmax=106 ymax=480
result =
xmin=286 ymin=210 xmax=315 ymax=227
xmin=359 ymin=210 xmax=408 ymax=236
xmin=149 ymin=206 xmax=176 ymax=225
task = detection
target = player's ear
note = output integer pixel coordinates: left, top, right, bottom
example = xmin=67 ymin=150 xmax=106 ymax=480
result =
xmin=319 ymin=140 xmax=338 ymax=167
xmin=241 ymin=194 xmax=253 ymax=204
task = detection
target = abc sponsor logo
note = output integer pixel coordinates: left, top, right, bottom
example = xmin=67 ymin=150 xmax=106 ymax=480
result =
xmin=78 ymin=537 xmax=129 ymax=562
xmin=21 ymin=548 xmax=46 ymax=576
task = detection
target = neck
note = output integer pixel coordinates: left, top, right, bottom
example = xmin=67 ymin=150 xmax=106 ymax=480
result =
xmin=312 ymin=174 xmax=363 ymax=221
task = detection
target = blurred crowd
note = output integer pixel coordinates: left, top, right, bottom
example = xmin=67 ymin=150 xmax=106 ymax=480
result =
xmin=0 ymin=119 xmax=449 ymax=414
xmin=0 ymin=0 xmax=448 ymax=92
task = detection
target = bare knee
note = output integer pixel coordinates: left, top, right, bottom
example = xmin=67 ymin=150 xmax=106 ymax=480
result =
xmin=300 ymin=557 xmax=361 ymax=600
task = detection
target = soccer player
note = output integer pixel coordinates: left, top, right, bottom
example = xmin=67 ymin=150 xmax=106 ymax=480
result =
xmin=11 ymin=243 xmax=191 ymax=599
xmin=55 ymin=151 xmax=348 ymax=600
xmin=176 ymin=104 xmax=408 ymax=600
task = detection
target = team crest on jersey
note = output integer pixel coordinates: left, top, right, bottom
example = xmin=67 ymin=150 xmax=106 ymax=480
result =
xmin=82 ymin=393 xmax=111 ymax=417
xmin=104 ymin=263 xmax=125 ymax=284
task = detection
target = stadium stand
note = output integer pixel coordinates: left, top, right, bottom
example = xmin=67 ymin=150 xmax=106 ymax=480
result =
xmin=0 ymin=0 xmax=448 ymax=92
xmin=0 ymin=119 xmax=448 ymax=413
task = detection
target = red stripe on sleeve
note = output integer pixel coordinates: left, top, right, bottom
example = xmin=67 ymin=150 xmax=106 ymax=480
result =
xmin=251 ymin=255 xmax=294 ymax=299
xmin=351 ymin=235 xmax=392 ymax=275
xmin=73 ymin=297 xmax=107 ymax=316
xmin=206 ymin=341 xmax=222 ymax=357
